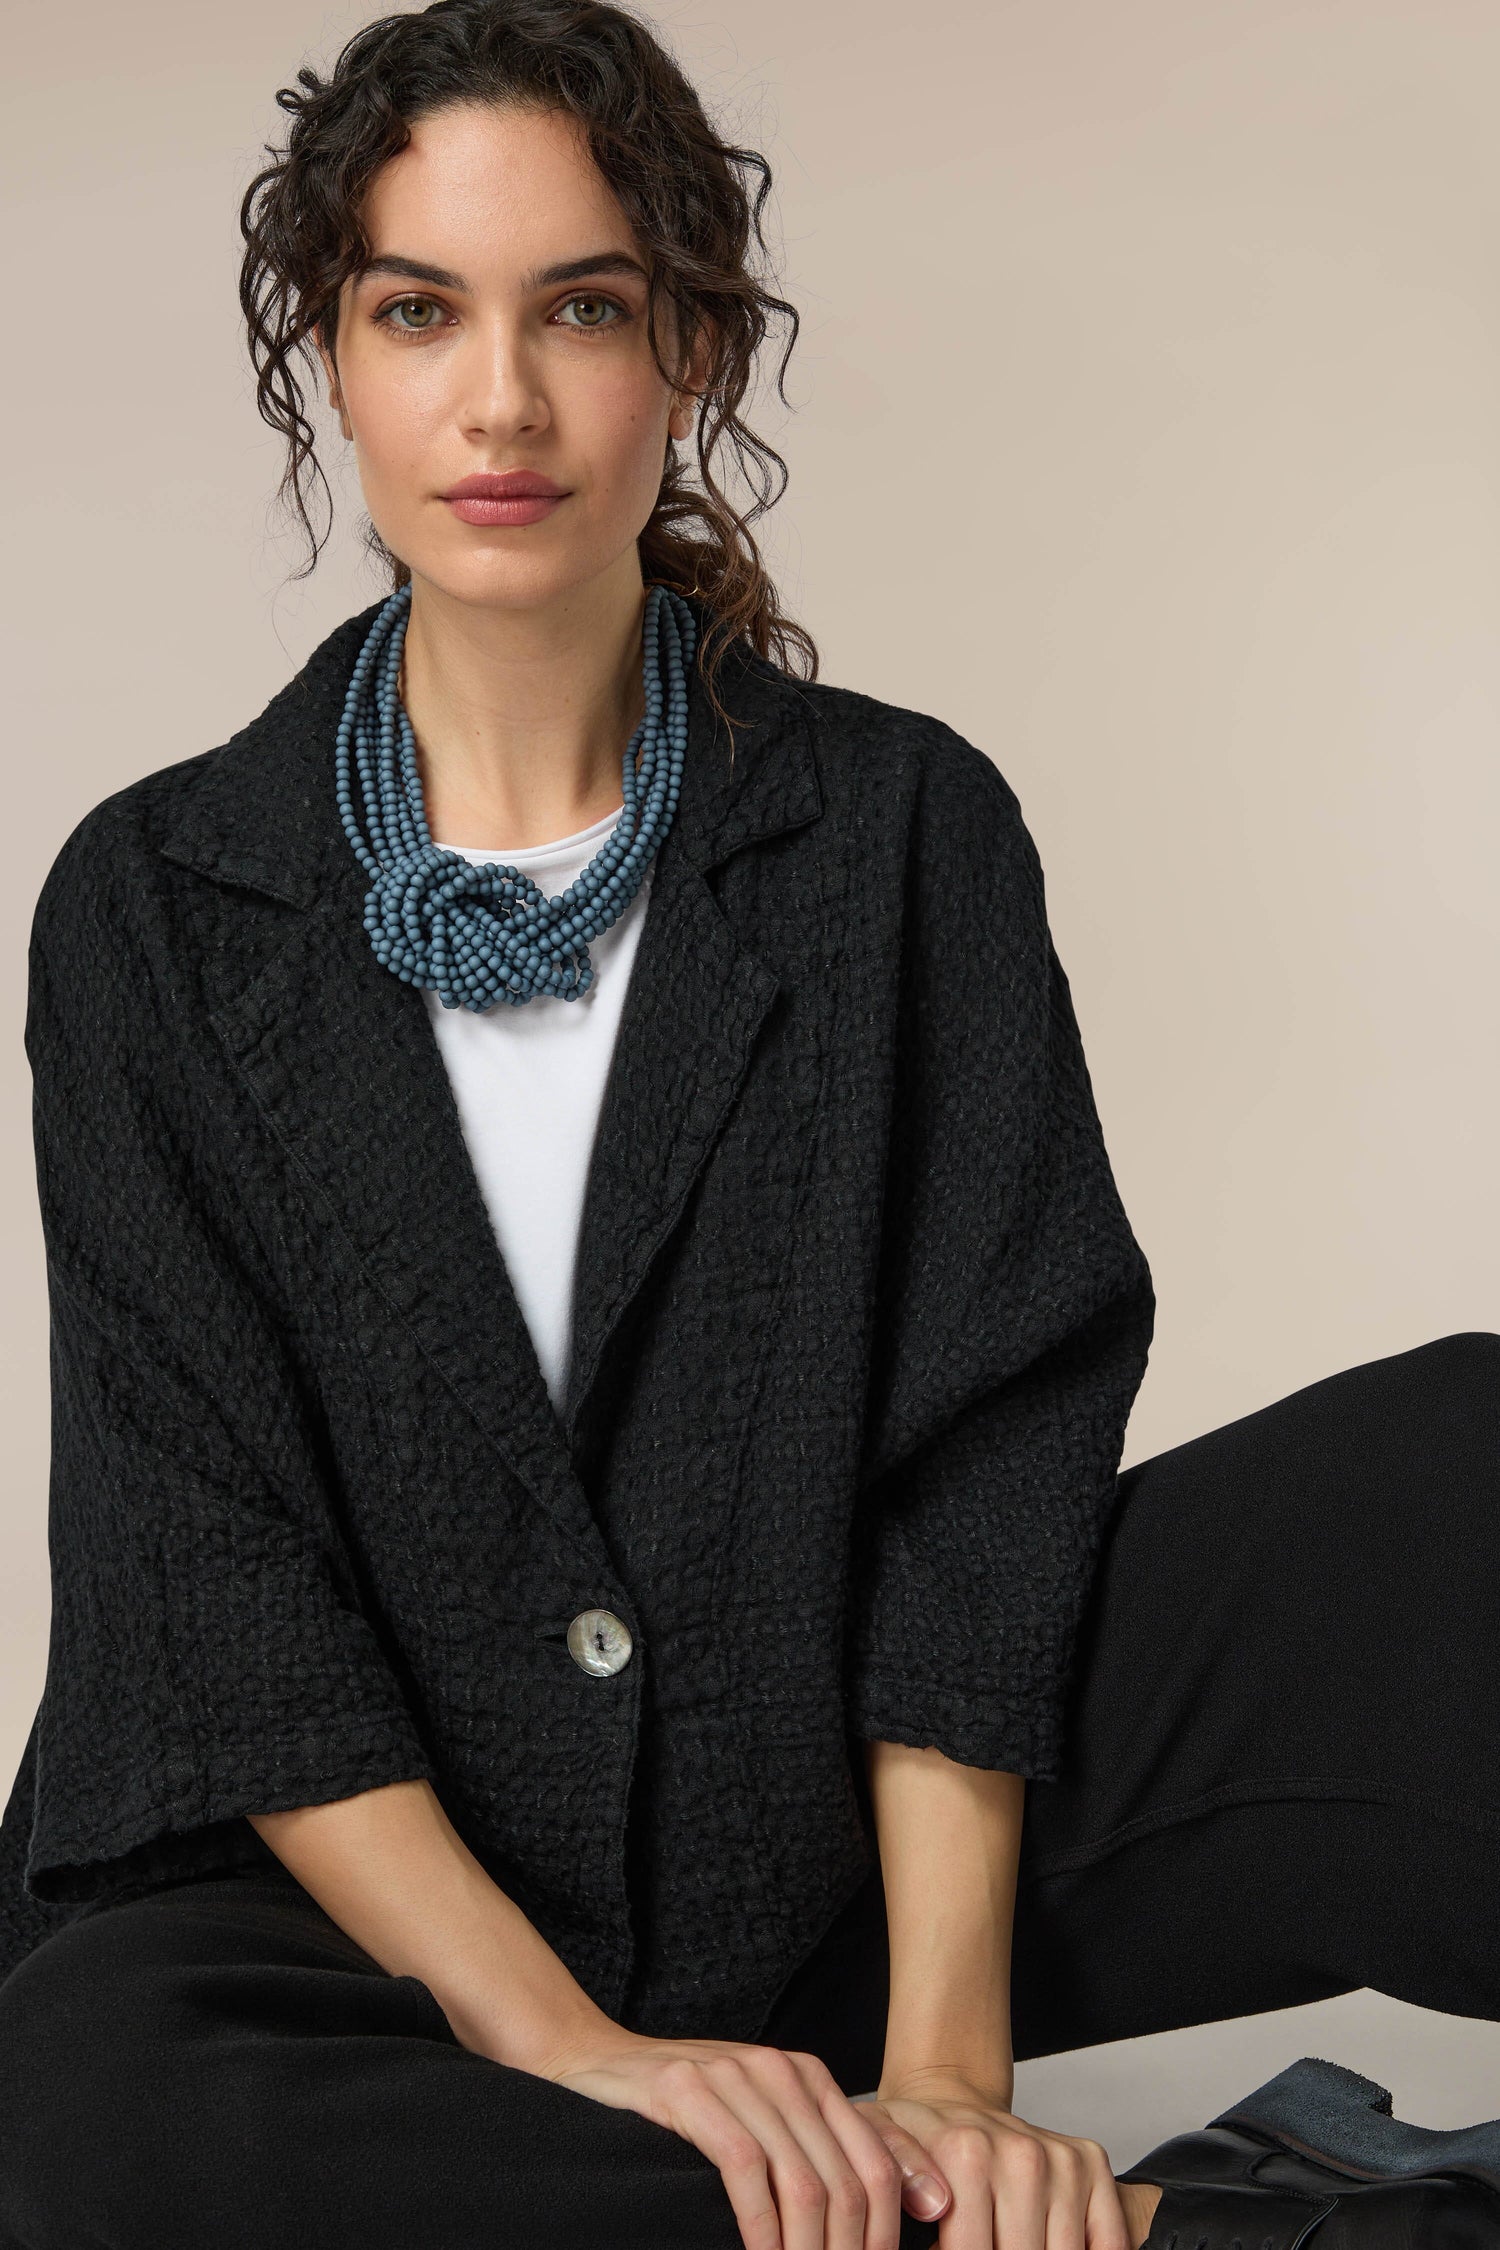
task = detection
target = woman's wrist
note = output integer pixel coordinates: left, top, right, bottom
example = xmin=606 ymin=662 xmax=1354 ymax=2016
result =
xmin=452 ymin=1981 xmax=625 ymax=2077
xmin=527 ymin=2011 xmax=660 ymax=2087
xmin=877 ymin=2058 xmax=1016 ymax=2112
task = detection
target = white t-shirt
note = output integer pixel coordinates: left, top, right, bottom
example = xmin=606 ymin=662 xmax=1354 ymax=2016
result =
xmin=421 ymin=803 xmax=651 ymax=1415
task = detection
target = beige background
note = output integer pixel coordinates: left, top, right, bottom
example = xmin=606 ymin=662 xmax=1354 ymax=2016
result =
xmin=5 ymin=0 xmax=1499 ymax=2157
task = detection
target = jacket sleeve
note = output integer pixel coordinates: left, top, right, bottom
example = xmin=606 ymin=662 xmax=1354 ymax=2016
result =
xmin=20 ymin=803 xmax=436 ymax=1907
xmin=845 ymin=726 xmax=1156 ymax=1781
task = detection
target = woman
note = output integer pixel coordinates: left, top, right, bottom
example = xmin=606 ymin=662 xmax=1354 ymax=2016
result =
xmin=1 ymin=4 xmax=1497 ymax=2247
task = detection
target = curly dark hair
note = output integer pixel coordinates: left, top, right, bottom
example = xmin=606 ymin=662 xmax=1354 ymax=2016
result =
xmin=237 ymin=0 xmax=818 ymax=728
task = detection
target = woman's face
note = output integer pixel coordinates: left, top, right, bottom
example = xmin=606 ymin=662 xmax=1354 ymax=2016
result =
xmin=320 ymin=100 xmax=707 ymax=615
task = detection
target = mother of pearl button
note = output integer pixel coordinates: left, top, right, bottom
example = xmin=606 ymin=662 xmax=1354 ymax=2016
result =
xmin=567 ymin=1608 xmax=634 ymax=1676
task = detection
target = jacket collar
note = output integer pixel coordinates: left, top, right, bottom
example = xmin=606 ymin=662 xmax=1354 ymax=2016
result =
xmin=155 ymin=590 xmax=825 ymax=1580
xmin=157 ymin=590 xmax=823 ymax=910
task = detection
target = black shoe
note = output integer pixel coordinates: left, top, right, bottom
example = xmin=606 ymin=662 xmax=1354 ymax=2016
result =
xmin=1113 ymin=2054 xmax=1500 ymax=2247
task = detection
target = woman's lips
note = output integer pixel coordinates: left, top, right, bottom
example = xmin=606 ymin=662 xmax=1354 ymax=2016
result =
xmin=444 ymin=492 xmax=568 ymax=527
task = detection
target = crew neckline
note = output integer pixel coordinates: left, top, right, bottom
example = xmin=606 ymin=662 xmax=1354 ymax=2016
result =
xmin=431 ymin=802 xmax=624 ymax=866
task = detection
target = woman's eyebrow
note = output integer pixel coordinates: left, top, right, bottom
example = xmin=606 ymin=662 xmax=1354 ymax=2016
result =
xmin=354 ymin=250 xmax=649 ymax=291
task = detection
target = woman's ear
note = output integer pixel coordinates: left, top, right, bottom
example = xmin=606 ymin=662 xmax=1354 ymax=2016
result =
xmin=316 ymin=335 xmax=353 ymax=442
xmin=668 ymin=314 xmax=718 ymax=442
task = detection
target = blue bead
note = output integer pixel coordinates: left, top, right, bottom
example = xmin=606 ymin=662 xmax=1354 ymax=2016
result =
xmin=333 ymin=583 xmax=696 ymax=1010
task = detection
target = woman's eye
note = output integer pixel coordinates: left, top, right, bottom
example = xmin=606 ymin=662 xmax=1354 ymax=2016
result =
xmin=554 ymin=293 xmax=626 ymax=332
xmin=376 ymin=295 xmax=447 ymax=337
xmin=372 ymin=291 xmax=628 ymax=340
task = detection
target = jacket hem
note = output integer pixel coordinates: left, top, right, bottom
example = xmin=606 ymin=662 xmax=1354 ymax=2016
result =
xmin=25 ymin=1721 xmax=437 ymax=1906
xmin=846 ymin=1679 xmax=1062 ymax=1780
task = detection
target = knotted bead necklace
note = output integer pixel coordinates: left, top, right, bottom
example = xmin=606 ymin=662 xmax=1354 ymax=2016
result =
xmin=334 ymin=580 xmax=696 ymax=1010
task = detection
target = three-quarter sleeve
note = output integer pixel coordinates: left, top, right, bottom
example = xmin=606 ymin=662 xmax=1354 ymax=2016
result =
xmin=846 ymin=727 xmax=1156 ymax=1780
xmin=20 ymin=806 xmax=435 ymax=1908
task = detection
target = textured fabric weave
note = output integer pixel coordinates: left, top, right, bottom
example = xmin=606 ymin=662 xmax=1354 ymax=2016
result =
xmin=0 ymin=594 xmax=1155 ymax=2039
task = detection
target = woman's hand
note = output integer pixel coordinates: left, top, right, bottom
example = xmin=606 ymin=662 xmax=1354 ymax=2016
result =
xmin=861 ymin=2069 xmax=1152 ymax=2249
xmin=538 ymin=2025 xmax=956 ymax=2249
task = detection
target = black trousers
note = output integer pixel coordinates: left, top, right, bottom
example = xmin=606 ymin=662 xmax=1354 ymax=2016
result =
xmin=2 ymin=1330 xmax=1497 ymax=2250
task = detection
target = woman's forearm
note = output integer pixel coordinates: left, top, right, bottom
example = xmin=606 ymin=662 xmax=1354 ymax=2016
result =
xmin=863 ymin=1738 xmax=1023 ymax=2105
xmin=248 ymin=1777 xmax=615 ymax=2075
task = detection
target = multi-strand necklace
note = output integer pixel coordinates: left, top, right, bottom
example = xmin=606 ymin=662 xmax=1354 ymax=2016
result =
xmin=334 ymin=581 xmax=696 ymax=1010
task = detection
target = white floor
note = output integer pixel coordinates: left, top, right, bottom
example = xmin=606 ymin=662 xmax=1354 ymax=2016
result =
xmin=1011 ymin=1989 xmax=1500 ymax=2173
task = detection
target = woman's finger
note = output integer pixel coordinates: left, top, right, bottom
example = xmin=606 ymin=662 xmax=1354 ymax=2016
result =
xmin=980 ymin=2124 xmax=1052 ymax=2250
xmin=1072 ymin=2138 xmax=1133 ymax=2250
xmin=1036 ymin=2132 xmax=1092 ymax=2250
xmin=929 ymin=2121 xmax=996 ymax=2250
xmin=783 ymin=2056 xmax=939 ymax=2245
xmin=709 ymin=2048 xmax=873 ymax=2250
xmin=842 ymin=2094 xmax=953 ymax=2226
xmin=656 ymin=2060 xmax=785 ymax=2250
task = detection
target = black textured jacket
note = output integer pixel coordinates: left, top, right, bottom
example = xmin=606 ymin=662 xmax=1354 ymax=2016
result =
xmin=0 ymin=595 xmax=1155 ymax=2034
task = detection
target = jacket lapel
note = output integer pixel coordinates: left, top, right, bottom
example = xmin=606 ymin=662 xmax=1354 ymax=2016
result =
xmin=561 ymin=636 xmax=826 ymax=1451
xmin=156 ymin=595 xmax=823 ymax=1564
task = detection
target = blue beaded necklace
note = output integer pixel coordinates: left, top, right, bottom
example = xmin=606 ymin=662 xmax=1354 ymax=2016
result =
xmin=334 ymin=581 xmax=696 ymax=1011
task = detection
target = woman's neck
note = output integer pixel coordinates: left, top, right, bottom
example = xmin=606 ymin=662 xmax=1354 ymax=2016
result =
xmin=398 ymin=566 xmax=649 ymax=851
